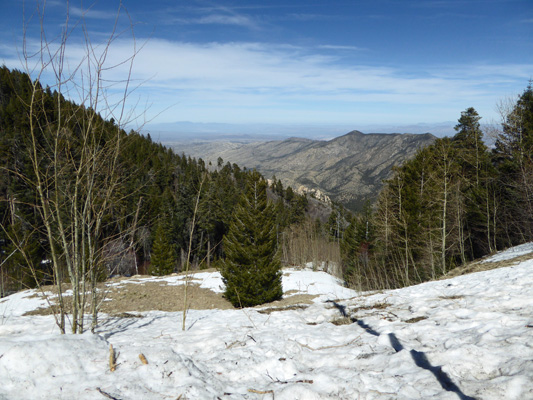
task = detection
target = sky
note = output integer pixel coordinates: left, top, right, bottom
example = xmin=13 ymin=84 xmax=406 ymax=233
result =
xmin=1 ymin=0 xmax=532 ymax=136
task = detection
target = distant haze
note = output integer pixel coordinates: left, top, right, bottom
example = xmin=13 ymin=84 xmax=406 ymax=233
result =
xmin=166 ymin=130 xmax=437 ymax=211
xmin=2 ymin=1 xmax=530 ymax=129
xmin=145 ymin=121 xmax=456 ymax=142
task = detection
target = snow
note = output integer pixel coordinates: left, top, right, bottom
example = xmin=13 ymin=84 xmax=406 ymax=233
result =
xmin=107 ymin=270 xmax=227 ymax=293
xmin=481 ymin=242 xmax=533 ymax=263
xmin=1 ymin=247 xmax=532 ymax=399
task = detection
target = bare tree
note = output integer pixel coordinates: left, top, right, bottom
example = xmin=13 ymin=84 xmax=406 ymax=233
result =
xmin=16 ymin=1 xmax=142 ymax=333
xmin=182 ymin=174 xmax=205 ymax=331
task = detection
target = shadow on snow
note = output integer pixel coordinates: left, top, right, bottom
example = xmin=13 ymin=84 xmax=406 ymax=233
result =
xmin=327 ymin=300 xmax=476 ymax=400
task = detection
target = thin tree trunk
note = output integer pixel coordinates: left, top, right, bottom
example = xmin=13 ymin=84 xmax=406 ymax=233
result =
xmin=182 ymin=175 xmax=205 ymax=331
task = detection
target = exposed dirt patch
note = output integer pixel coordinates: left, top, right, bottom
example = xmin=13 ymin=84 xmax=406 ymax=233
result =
xmin=404 ymin=316 xmax=427 ymax=324
xmin=441 ymin=252 xmax=533 ymax=279
xmin=103 ymin=281 xmax=235 ymax=313
xmin=257 ymin=304 xmax=310 ymax=314
xmin=330 ymin=316 xmax=354 ymax=326
xmin=25 ymin=281 xmax=234 ymax=316
xmin=350 ymin=302 xmax=390 ymax=313
xmin=24 ymin=272 xmax=318 ymax=316
xmin=256 ymin=294 xmax=317 ymax=309
xmin=439 ymin=295 xmax=464 ymax=301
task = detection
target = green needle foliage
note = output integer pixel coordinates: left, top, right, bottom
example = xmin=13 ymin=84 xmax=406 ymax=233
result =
xmin=149 ymin=217 xmax=176 ymax=276
xmin=220 ymin=171 xmax=283 ymax=308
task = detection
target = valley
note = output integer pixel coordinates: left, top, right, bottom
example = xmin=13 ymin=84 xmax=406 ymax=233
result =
xmin=167 ymin=130 xmax=437 ymax=211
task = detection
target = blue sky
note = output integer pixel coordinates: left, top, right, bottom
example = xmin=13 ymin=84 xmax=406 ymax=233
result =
xmin=1 ymin=0 xmax=532 ymax=135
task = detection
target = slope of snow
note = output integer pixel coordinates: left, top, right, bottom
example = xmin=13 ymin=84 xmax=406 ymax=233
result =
xmin=0 ymin=252 xmax=532 ymax=399
xmin=481 ymin=242 xmax=533 ymax=263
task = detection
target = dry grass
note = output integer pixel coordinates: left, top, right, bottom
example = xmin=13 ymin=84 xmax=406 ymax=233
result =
xmin=441 ymin=251 xmax=533 ymax=279
xmin=330 ymin=316 xmax=354 ymax=326
xmin=404 ymin=316 xmax=427 ymax=324
xmin=257 ymin=304 xmax=310 ymax=314
xmin=24 ymin=273 xmax=317 ymax=316
xmin=350 ymin=302 xmax=390 ymax=313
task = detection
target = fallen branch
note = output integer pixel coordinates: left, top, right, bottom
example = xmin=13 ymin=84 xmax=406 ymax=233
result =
xmin=97 ymin=387 xmax=120 ymax=400
xmin=109 ymin=344 xmax=117 ymax=372
xmin=248 ymin=376 xmax=313 ymax=398
xmin=290 ymin=337 xmax=359 ymax=351
xmin=267 ymin=371 xmax=314 ymax=385
xmin=225 ymin=340 xmax=246 ymax=349
xmin=248 ymin=388 xmax=274 ymax=394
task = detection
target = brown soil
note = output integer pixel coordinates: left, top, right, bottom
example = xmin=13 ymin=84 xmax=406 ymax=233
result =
xmin=24 ymin=269 xmax=318 ymax=316
xmin=440 ymin=251 xmax=533 ymax=279
xmin=26 ymin=248 xmax=531 ymax=317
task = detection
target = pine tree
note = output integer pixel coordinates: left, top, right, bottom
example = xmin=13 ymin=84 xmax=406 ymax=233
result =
xmin=453 ymin=107 xmax=485 ymax=185
xmin=220 ymin=171 xmax=283 ymax=308
xmin=340 ymin=215 xmax=358 ymax=280
xmin=494 ymin=82 xmax=533 ymax=243
xmin=453 ymin=107 xmax=494 ymax=257
xmin=150 ymin=218 xmax=176 ymax=276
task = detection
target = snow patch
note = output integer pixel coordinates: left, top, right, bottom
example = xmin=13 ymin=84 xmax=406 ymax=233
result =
xmin=482 ymin=242 xmax=533 ymax=263
xmin=0 ymin=256 xmax=532 ymax=399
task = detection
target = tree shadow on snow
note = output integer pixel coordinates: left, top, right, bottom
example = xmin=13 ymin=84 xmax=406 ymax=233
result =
xmin=96 ymin=315 xmax=164 ymax=339
xmin=327 ymin=300 xmax=476 ymax=400
xmin=387 ymin=333 xmax=476 ymax=400
xmin=327 ymin=300 xmax=380 ymax=336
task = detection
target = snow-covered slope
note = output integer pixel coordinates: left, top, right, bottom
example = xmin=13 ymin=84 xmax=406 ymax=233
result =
xmin=0 ymin=246 xmax=532 ymax=399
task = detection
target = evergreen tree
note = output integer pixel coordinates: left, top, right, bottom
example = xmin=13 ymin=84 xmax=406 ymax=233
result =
xmin=453 ymin=107 xmax=494 ymax=257
xmin=341 ymin=202 xmax=373 ymax=282
xmin=149 ymin=218 xmax=176 ymax=276
xmin=220 ymin=171 xmax=282 ymax=308
xmin=453 ymin=107 xmax=485 ymax=185
xmin=494 ymin=83 xmax=533 ymax=243
xmin=340 ymin=215 xmax=358 ymax=280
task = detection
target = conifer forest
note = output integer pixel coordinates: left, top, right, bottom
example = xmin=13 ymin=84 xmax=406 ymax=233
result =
xmin=1 ymin=63 xmax=532 ymax=315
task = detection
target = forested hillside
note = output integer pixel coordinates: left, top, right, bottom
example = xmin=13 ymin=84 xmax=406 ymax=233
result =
xmin=171 ymin=130 xmax=437 ymax=211
xmin=341 ymin=84 xmax=533 ymax=290
xmin=0 ymin=67 xmax=308 ymax=300
xmin=2 ymin=64 xmax=533 ymax=314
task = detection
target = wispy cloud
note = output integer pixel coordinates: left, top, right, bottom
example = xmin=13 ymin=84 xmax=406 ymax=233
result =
xmin=175 ymin=14 xmax=257 ymax=29
xmin=160 ymin=3 xmax=259 ymax=29
xmin=4 ymin=37 xmax=530 ymax=125
xmin=69 ymin=6 xmax=118 ymax=20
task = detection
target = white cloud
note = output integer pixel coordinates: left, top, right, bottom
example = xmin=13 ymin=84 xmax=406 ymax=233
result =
xmin=69 ymin=6 xmax=118 ymax=20
xmin=185 ymin=14 xmax=257 ymax=29
xmin=3 ymin=36 xmax=531 ymax=125
xmin=114 ymin=39 xmax=527 ymax=97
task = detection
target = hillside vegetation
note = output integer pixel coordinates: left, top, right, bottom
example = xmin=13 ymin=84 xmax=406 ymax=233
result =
xmin=171 ymin=130 xmax=436 ymax=211
xmin=1 ymin=63 xmax=533 ymax=334
xmin=0 ymin=67 xmax=308 ymax=300
xmin=340 ymin=86 xmax=533 ymax=290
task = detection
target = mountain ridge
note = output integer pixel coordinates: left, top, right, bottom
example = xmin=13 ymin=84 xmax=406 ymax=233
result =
xmin=168 ymin=131 xmax=437 ymax=211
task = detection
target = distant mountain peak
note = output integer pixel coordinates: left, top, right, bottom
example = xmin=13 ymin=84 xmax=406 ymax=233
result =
xmin=170 ymin=130 xmax=437 ymax=211
xmin=345 ymin=130 xmax=364 ymax=136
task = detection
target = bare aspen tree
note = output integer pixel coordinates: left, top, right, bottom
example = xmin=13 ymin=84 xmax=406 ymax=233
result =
xmin=495 ymin=85 xmax=533 ymax=242
xmin=182 ymin=175 xmax=205 ymax=331
xmin=435 ymin=139 xmax=453 ymax=273
xmin=17 ymin=1 xmax=141 ymax=333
